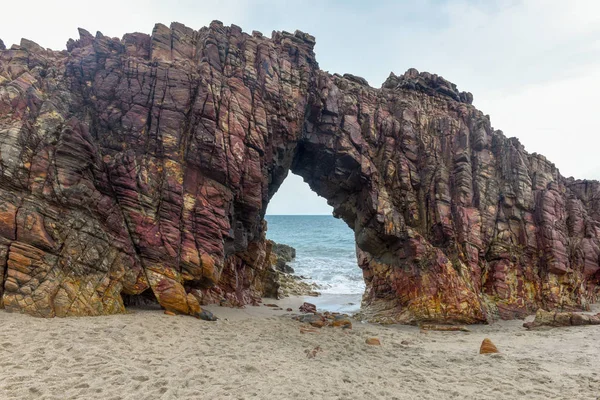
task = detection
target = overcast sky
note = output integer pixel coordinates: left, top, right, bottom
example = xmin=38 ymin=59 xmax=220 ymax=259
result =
xmin=2 ymin=0 xmax=598 ymax=215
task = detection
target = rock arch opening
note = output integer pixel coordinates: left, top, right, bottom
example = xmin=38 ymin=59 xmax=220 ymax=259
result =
xmin=265 ymin=173 xmax=364 ymax=313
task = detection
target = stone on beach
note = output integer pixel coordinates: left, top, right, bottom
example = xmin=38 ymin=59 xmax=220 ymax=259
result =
xmin=299 ymin=302 xmax=317 ymax=314
xmin=365 ymin=338 xmax=381 ymax=346
xmin=420 ymin=324 xmax=470 ymax=332
xmin=479 ymin=338 xmax=499 ymax=354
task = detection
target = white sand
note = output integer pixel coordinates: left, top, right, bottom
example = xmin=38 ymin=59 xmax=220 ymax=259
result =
xmin=0 ymin=300 xmax=599 ymax=400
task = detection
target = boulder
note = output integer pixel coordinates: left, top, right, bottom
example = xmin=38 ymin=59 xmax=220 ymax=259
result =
xmin=296 ymin=313 xmax=327 ymax=328
xmin=523 ymin=309 xmax=600 ymax=329
xmin=331 ymin=315 xmax=352 ymax=329
xmin=479 ymin=338 xmax=499 ymax=354
xmin=197 ymin=310 xmax=218 ymax=322
xmin=299 ymin=302 xmax=317 ymax=314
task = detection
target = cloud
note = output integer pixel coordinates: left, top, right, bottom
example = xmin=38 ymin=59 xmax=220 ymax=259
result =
xmin=0 ymin=0 xmax=252 ymax=50
xmin=477 ymin=64 xmax=600 ymax=180
xmin=268 ymin=174 xmax=331 ymax=215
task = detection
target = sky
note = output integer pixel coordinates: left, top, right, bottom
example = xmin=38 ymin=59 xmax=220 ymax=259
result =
xmin=1 ymin=0 xmax=598 ymax=215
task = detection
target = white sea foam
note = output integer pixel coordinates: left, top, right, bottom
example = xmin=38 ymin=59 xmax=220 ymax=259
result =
xmin=265 ymin=215 xmax=365 ymax=296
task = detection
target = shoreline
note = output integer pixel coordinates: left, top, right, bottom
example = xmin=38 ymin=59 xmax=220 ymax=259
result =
xmin=200 ymin=294 xmax=361 ymax=321
xmin=0 ymin=300 xmax=599 ymax=399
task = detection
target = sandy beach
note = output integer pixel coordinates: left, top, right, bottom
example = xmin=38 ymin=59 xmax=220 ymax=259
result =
xmin=0 ymin=299 xmax=599 ymax=400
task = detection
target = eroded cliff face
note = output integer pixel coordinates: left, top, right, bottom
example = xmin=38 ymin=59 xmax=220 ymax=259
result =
xmin=0 ymin=21 xmax=598 ymax=322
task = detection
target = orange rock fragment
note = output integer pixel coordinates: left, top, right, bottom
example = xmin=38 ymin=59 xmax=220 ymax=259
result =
xmin=365 ymin=337 xmax=381 ymax=346
xmin=479 ymin=338 xmax=499 ymax=354
xmin=186 ymin=293 xmax=201 ymax=315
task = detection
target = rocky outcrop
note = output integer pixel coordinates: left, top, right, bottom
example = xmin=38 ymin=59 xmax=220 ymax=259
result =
xmin=383 ymin=68 xmax=474 ymax=104
xmin=276 ymin=272 xmax=320 ymax=297
xmin=0 ymin=21 xmax=598 ymax=323
xmin=268 ymin=242 xmax=320 ymax=298
xmin=523 ymin=309 xmax=600 ymax=329
xmin=272 ymin=242 xmax=296 ymax=263
xmin=271 ymin=242 xmax=295 ymax=273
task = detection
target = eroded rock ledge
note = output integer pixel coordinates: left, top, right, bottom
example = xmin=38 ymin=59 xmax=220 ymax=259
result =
xmin=0 ymin=21 xmax=598 ymax=323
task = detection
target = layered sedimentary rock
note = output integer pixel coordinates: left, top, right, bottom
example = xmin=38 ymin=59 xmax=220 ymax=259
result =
xmin=523 ymin=309 xmax=600 ymax=329
xmin=0 ymin=22 xmax=598 ymax=322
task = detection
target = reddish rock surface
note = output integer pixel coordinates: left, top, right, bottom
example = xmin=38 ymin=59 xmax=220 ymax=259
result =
xmin=365 ymin=338 xmax=381 ymax=346
xmin=0 ymin=22 xmax=598 ymax=323
xmin=299 ymin=302 xmax=317 ymax=314
xmin=479 ymin=338 xmax=499 ymax=354
xmin=293 ymin=312 xmax=353 ymax=329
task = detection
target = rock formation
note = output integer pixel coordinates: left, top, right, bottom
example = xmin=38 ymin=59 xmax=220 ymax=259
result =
xmin=271 ymin=242 xmax=295 ymax=273
xmin=479 ymin=338 xmax=499 ymax=354
xmin=523 ymin=309 xmax=600 ymax=329
xmin=0 ymin=21 xmax=598 ymax=323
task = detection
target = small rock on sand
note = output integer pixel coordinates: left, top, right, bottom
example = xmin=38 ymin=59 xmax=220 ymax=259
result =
xmin=197 ymin=310 xmax=218 ymax=321
xmin=479 ymin=338 xmax=499 ymax=354
xmin=366 ymin=338 xmax=381 ymax=346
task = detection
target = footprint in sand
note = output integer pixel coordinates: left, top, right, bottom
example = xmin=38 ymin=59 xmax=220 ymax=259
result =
xmin=74 ymin=383 xmax=90 ymax=389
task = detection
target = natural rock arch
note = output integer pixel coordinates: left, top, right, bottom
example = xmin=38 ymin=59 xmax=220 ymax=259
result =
xmin=0 ymin=21 xmax=598 ymax=323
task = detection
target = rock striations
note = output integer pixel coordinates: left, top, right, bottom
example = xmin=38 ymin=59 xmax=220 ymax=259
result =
xmin=0 ymin=22 xmax=598 ymax=323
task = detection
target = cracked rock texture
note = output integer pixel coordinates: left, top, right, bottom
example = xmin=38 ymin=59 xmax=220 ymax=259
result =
xmin=0 ymin=22 xmax=598 ymax=323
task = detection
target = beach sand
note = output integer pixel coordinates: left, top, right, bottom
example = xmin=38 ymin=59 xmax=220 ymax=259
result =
xmin=0 ymin=299 xmax=598 ymax=400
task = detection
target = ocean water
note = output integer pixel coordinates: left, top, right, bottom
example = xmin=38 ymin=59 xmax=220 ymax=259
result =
xmin=265 ymin=215 xmax=365 ymax=312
